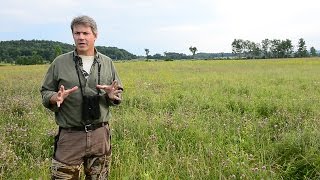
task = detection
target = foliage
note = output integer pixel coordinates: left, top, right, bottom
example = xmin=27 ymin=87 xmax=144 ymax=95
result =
xmin=232 ymin=38 xmax=316 ymax=59
xmin=310 ymin=47 xmax=317 ymax=57
xmin=95 ymin=46 xmax=136 ymax=60
xmin=144 ymin=49 xmax=150 ymax=60
xmin=189 ymin=46 xmax=197 ymax=56
xmin=0 ymin=40 xmax=136 ymax=65
xmin=232 ymin=39 xmax=244 ymax=58
xmin=148 ymin=52 xmax=235 ymax=60
xmin=0 ymin=58 xmax=320 ymax=179
xmin=296 ymin=38 xmax=309 ymax=57
xmin=164 ymin=52 xmax=189 ymax=60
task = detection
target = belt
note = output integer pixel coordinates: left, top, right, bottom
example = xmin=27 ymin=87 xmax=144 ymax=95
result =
xmin=60 ymin=122 xmax=106 ymax=133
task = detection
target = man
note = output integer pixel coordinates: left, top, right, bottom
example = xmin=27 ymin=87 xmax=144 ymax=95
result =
xmin=40 ymin=15 xmax=123 ymax=179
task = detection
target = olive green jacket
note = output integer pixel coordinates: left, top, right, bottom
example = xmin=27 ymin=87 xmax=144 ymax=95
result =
xmin=40 ymin=50 xmax=123 ymax=128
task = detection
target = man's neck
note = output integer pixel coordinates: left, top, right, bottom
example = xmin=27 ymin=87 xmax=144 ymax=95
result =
xmin=77 ymin=49 xmax=95 ymax=56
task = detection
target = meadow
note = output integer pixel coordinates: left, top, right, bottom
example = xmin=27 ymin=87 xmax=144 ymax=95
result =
xmin=0 ymin=58 xmax=320 ymax=179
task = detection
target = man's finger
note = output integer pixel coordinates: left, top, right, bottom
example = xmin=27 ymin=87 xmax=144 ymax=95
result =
xmin=96 ymin=84 xmax=111 ymax=90
xmin=96 ymin=84 xmax=105 ymax=89
xmin=60 ymin=85 xmax=65 ymax=92
xmin=56 ymin=91 xmax=62 ymax=107
xmin=114 ymin=89 xmax=123 ymax=94
xmin=111 ymin=80 xmax=118 ymax=87
xmin=67 ymin=86 xmax=78 ymax=94
xmin=113 ymin=95 xmax=121 ymax=101
xmin=57 ymin=91 xmax=62 ymax=99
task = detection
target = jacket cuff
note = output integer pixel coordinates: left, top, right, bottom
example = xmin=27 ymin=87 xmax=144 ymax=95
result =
xmin=43 ymin=92 xmax=59 ymax=112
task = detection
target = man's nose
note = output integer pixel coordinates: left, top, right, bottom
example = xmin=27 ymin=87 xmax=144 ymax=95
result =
xmin=78 ymin=33 xmax=85 ymax=39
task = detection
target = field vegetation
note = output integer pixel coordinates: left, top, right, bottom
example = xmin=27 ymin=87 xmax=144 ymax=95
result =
xmin=0 ymin=58 xmax=319 ymax=179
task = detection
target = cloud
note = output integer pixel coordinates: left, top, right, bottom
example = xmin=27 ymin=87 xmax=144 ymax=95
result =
xmin=1 ymin=0 xmax=78 ymax=24
xmin=0 ymin=0 xmax=319 ymax=55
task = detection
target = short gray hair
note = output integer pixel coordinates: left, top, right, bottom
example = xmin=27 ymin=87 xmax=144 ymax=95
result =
xmin=70 ymin=15 xmax=98 ymax=36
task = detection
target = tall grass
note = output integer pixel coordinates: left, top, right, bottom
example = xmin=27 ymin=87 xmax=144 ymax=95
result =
xmin=0 ymin=58 xmax=319 ymax=179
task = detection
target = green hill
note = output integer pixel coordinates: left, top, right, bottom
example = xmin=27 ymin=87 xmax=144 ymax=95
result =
xmin=0 ymin=39 xmax=136 ymax=65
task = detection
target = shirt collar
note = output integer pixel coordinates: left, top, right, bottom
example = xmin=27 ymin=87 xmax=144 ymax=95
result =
xmin=73 ymin=48 xmax=101 ymax=63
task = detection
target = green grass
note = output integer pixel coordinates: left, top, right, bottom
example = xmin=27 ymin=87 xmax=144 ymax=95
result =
xmin=0 ymin=58 xmax=320 ymax=179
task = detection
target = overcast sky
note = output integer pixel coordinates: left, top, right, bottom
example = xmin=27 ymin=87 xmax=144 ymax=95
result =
xmin=1 ymin=0 xmax=319 ymax=55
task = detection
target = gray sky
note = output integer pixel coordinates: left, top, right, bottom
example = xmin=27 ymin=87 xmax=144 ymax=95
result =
xmin=1 ymin=0 xmax=319 ymax=55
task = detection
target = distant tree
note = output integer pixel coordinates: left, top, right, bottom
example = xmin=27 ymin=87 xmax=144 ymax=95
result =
xmin=278 ymin=39 xmax=293 ymax=58
xmin=251 ymin=42 xmax=261 ymax=59
xmin=220 ymin=52 xmax=224 ymax=58
xmin=189 ymin=46 xmax=197 ymax=57
xmin=164 ymin=52 xmax=188 ymax=60
xmin=310 ymin=47 xmax=317 ymax=57
xmin=242 ymin=40 xmax=260 ymax=59
xmin=55 ymin=45 xmax=62 ymax=57
xmin=242 ymin=40 xmax=250 ymax=58
xmin=15 ymin=54 xmax=44 ymax=65
xmin=261 ymin=39 xmax=271 ymax=58
xmin=283 ymin=39 xmax=293 ymax=58
xmin=152 ymin=53 xmax=163 ymax=59
xmin=270 ymin=39 xmax=281 ymax=58
xmin=296 ymin=38 xmax=308 ymax=57
xmin=145 ymin=48 xmax=150 ymax=60
xmin=96 ymin=46 xmax=136 ymax=60
xmin=232 ymin=39 xmax=244 ymax=59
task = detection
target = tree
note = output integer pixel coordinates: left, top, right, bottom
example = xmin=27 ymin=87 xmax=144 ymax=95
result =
xmin=243 ymin=40 xmax=260 ymax=59
xmin=189 ymin=46 xmax=197 ymax=58
xmin=152 ymin=53 xmax=163 ymax=59
xmin=145 ymin=48 xmax=150 ymax=60
xmin=310 ymin=47 xmax=317 ymax=57
xmin=231 ymin=39 xmax=244 ymax=59
xmin=282 ymin=39 xmax=293 ymax=58
xmin=296 ymin=38 xmax=308 ymax=57
xmin=261 ymin=39 xmax=271 ymax=58
xmin=55 ymin=45 xmax=62 ymax=57
xmin=251 ymin=42 xmax=261 ymax=59
xmin=277 ymin=39 xmax=293 ymax=58
xmin=270 ymin=39 xmax=281 ymax=58
xmin=241 ymin=40 xmax=249 ymax=58
xmin=164 ymin=52 xmax=188 ymax=60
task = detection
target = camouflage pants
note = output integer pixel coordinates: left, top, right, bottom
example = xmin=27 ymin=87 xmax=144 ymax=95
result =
xmin=51 ymin=124 xmax=112 ymax=180
xmin=51 ymin=153 xmax=111 ymax=179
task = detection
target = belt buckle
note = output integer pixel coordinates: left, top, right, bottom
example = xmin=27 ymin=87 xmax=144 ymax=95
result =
xmin=85 ymin=124 xmax=92 ymax=133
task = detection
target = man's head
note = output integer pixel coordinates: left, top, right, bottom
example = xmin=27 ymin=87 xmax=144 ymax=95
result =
xmin=71 ymin=15 xmax=98 ymax=56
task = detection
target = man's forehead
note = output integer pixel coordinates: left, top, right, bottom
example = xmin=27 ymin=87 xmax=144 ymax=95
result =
xmin=73 ymin=24 xmax=92 ymax=30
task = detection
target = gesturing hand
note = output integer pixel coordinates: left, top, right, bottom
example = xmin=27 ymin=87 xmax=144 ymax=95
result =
xmin=96 ymin=80 xmax=122 ymax=101
xmin=52 ymin=85 xmax=78 ymax=107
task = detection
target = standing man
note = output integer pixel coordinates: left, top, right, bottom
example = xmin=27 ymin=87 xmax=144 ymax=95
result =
xmin=40 ymin=15 xmax=123 ymax=179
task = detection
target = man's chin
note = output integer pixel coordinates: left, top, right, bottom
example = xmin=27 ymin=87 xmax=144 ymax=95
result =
xmin=76 ymin=47 xmax=87 ymax=52
xmin=77 ymin=45 xmax=87 ymax=49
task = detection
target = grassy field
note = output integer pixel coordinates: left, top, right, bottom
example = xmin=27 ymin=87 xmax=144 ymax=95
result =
xmin=0 ymin=58 xmax=320 ymax=179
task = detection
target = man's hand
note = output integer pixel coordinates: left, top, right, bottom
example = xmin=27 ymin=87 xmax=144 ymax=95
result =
xmin=50 ymin=85 xmax=78 ymax=107
xmin=96 ymin=80 xmax=122 ymax=101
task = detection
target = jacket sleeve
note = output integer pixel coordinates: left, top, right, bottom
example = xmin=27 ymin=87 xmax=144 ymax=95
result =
xmin=40 ymin=63 xmax=59 ymax=112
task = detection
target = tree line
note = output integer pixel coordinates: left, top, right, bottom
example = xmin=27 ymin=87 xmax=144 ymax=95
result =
xmin=231 ymin=38 xmax=318 ymax=59
xmin=144 ymin=46 xmax=235 ymax=60
xmin=1 ymin=38 xmax=318 ymax=65
xmin=0 ymin=40 xmax=137 ymax=65
xmin=144 ymin=38 xmax=318 ymax=61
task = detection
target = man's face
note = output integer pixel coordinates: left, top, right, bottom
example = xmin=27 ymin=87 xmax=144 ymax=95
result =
xmin=72 ymin=24 xmax=97 ymax=55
